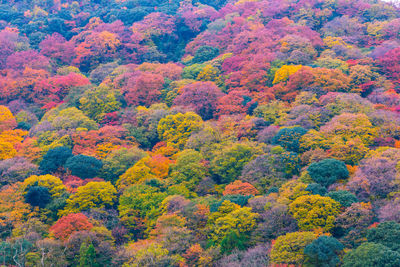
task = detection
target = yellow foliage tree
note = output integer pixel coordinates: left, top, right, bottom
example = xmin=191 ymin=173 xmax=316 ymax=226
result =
xmin=289 ymin=195 xmax=341 ymax=231
xmin=0 ymin=105 xmax=17 ymax=132
xmin=61 ymin=181 xmax=117 ymax=215
xmin=0 ymin=141 xmax=16 ymax=160
xmin=22 ymin=175 xmax=66 ymax=198
xmin=273 ymin=65 xmax=302 ymax=84
xmin=270 ymin=231 xmax=317 ymax=265
xmin=158 ymin=112 xmax=203 ymax=149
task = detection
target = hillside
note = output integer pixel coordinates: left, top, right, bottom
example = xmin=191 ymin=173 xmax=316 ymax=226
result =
xmin=1 ymin=0 xmax=400 ymax=266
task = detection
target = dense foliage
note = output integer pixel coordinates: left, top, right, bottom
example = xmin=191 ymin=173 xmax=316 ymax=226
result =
xmin=0 ymin=0 xmax=400 ymax=266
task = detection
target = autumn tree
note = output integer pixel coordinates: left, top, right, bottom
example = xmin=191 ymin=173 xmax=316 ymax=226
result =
xmin=173 ymin=81 xmax=223 ymax=120
xmin=157 ymin=112 xmax=203 ymax=149
xmin=61 ymin=182 xmax=117 ymax=215
xmin=289 ymin=195 xmax=341 ymax=231
xmin=270 ymin=231 xmax=316 ymax=266
xmin=50 ymin=213 xmax=93 ymax=240
xmin=211 ymin=143 xmax=261 ymax=184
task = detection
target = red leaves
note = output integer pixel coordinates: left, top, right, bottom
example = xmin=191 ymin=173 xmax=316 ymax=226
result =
xmin=123 ymin=71 xmax=164 ymax=107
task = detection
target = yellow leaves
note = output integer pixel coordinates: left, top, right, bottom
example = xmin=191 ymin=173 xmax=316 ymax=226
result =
xmin=273 ymin=65 xmax=302 ymax=84
xmin=0 ymin=105 xmax=17 ymax=132
xmin=158 ymin=112 xmax=203 ymax=149
xmin=0 ymin=141 xmax=16 ymax=160
xmin=0 ymin=183 xmax=32 ymax=227
xmin=323 ymin=36 xmax=352 ymax=49
xmin=96 ymin=142 xmax=120 ymax=159
xmin=270 ymin=231 xmax=317 ymax=265
xmin=22 ymin=175 xmax=66 ymax=198
xmin=207 ymin=200 xmax=258 ymax=241
xmin=367 ymin=21 xmax=388 ymax=40
xmin=117 ymin=158 xmax=156 ymax=191
xmin=234 ymin=0 xmax=260 ymax=5
xmin=278 ymin=180 xmax=309 ymax=205
xmin=289 ymin=195 xmax=341 ymax=231
xmin=61 ymin=181 xmax=117 ymax=216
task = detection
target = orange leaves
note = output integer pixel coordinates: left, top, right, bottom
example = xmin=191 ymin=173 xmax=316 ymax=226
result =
xmin=223 ymin=180 xmax=259 ymax=196
xmin=50 ymin=213 xmax=93 ymax=240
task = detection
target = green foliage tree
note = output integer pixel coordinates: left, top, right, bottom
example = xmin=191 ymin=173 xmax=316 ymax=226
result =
xmin=367 ymin=221 xmax=400 ymax=252
xmin=326 ymin=190 xmax=358 ymax=207
xmin=307 ymin=158 xmax=349 ymax=187
xmin=343 ymin=242 xmax=400 ymax=267
xmin=169 ymin=149 xmax=207 ymax=190
xmin=39 ymin=146 xmax=72 ymax=174
xmin=65 ymin=155 xmax=103 ymax=179
xmin=273 ymin=127 xmax=308 ymax=152
xmin=79 ymin=242 xmax=99 ymax=267
xmin=79 ymin=85 xmax=121 ymax=122
xmin=24 ymin=185 xmax=52 ymax=208
xmin=211 ymin=143 xmax=261 ymax=184
xmin=304 ymin=235 xmax=344 ymax=267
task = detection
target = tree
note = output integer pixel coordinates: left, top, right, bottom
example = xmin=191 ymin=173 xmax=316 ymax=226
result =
xmin=119 ymin=184 xmax=168 ymax=238
xmin=0 ymin=105 xmax=17 ymax=132
xmin=304 ymin=235 xmax=344 ymax=267
xmin=273 ymin=127 xmax=308 ymax=153
xmin=0 ymin=141 xmax=16 ymax=161
xmin=367 ymin=221 xmax=400 ymax=252
xmin=270 ymin=231 xmax=316 ymax=265
xmin=39 ymin=146 xmax=72 ymax=174
xmin=40 ymin=107 xmax=98 ymax=131
xmin=273 ymin=64 xmax=302 ymax=84
xmin=50 ymin=213 xmax=93 ymax=240
xmin=61 ymin=182 xmax=116 ymax=215
xmin=173 ymin=81 xmax=223 ymax=120
xmin=223 ymin=180 xmax=259 ymax=196
xmin=65 ymin=155 xmax=103 ymax=179
xmin=207 ymin=201 xmax=258 ymax=245
xmin=79 ymin=85 xmax=121 ymax=122
xmin=0 ymin=157 xmax=38 ymax=186
xmin=168 ymin=149 xmax=208 ymax=191
xmin=326 ymin=190 xmax=358 ymax=207
xmin=99 ymin=147 xmax=146 ymax=183
xmin=307 ymin=158 xmax=349 ymax=187
xmin=220 ymin=230 xmax=247 ymax=254
xmin=192 ymin=45 xmax=220 ymax=63
xmin=343 ymin=242 xmax=400 ymax=267
xmin=79 ymin=242 xmax=99 ymax=267
xmin=22 ymin=175 xmax=66 ymax=198
xmin=157 ymin=112 xmax=203 ymax=149
xmin=211 ymin=143 xmax=261 ymax=184
xmin=289 ymin=195 xmax=341 ymax=231
xmin=24 ymin=186 xmax=52 ymax=209
xmin=123 ymin=71 xmax=165 ymax=107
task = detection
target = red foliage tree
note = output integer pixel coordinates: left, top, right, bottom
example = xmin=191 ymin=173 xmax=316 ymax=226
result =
xmin=174 ymin=81 xmax=223 ymax=120
xmin=122 ymin=71 xmax=165 ymax=107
